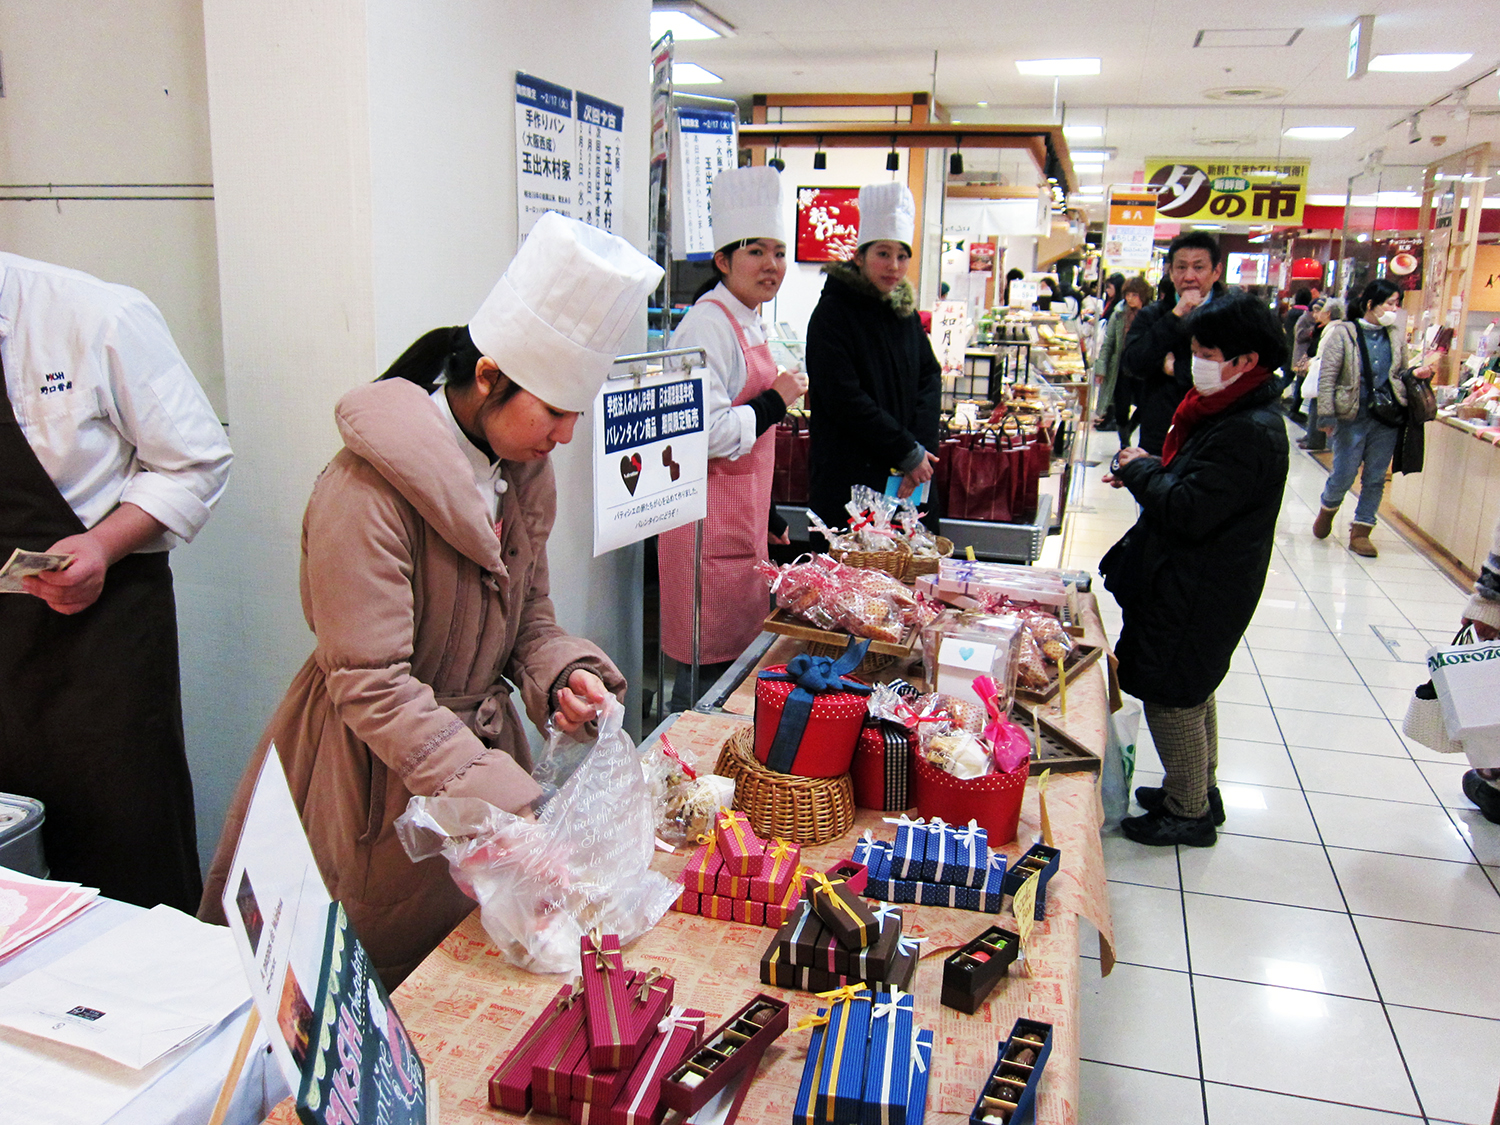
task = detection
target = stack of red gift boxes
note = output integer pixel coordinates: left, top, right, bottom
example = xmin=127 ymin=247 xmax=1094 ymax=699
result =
xmin=671 ymin=809 xmax=804 ymax=928
xmin=488 ymin=931 xmax=706 ymax=1124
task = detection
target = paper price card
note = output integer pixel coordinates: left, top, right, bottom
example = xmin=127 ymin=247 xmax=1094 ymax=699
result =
xmin=593 ymin=374 xmax=709 ymax=555
xmin=1012 ymin=873 xmax=1039 ymax=974
xmin=1037 ymin=768 xmax=1054 ymax=847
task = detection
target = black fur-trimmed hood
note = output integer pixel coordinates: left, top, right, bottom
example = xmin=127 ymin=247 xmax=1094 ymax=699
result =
xmin=821 ymin=260 xmax=917 ymax=318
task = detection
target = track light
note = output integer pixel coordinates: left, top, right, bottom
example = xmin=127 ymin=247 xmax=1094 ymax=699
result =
xmin=813 ymin=136 xmax=826 ymax=170
xmin=1453 ymin=89 xmax=1470 ymax=124
xmin=887 ymin=136 xmax=900 ymax=171
xmin=768 ymin=139 xmax=785 ymax=172
xmin=1408 ymin=112 xmax=1422 ymax=145
xmin=949 ymin=138 xmax=964 ymax=176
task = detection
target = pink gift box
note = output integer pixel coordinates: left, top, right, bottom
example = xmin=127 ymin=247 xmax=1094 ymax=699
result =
xmin=764 ymin=875 xmax=804 ymax=928
xmin=682 ymin=840 xmax=724 ymax=894
xmin=701 ymin=894 xmax=736 ymax=922
xmin=715 ymin=868 xmax=752 ymax=898
xmin=749 ymin=839 xmax=801 ymax=904
xmin=671 ymin=887 xmax=700 ymax=914
xmin=488 ymin=981 xmax=585 ymax=1113
xmin=732 ymin=899 xmax=766 ymax=926
xmin=714 ymin=810 xmax=766 ymax=877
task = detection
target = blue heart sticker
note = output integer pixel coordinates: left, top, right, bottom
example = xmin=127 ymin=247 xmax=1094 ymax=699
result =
xmin=959 ymin=645 xmax=975 ymax=662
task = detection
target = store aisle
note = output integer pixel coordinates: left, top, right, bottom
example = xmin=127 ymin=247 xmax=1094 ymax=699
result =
xmin=1051 ymin=425 xmax=1500 ymax=1125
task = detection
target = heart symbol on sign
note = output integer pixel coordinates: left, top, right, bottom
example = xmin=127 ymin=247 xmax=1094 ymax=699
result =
xmin=620 ymin=453 xmax=642 ymax=495
xmin=959 ymin=645 xmax=975 ymax=662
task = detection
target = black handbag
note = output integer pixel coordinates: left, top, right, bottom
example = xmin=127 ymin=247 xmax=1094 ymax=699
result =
xmin=1354 ymin=322 xmax=1407 ymax=427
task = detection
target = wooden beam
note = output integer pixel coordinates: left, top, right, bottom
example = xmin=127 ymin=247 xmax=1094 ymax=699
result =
xmin=757 ymin=92 xmax=927 ymax=108
xmin=738 ymin=122 xmax=1076 ymax=192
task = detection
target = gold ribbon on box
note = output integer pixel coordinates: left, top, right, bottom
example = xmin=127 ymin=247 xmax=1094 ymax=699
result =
xmin=634 ymin=966 xmax=665 ymax=1004
xmin=809 ymin=872 xmax=870 ymax=945
xmin=763 ymin=839 xmax=796 ymax=885
xmin=718 ymin=809 xmax=751 ymax=859
xmin=584 ymin=929 xmax=625 ymax=1067
xmin=495 ymin=980 xmax=583 ymax=1087
xmin=814 ymin=986 xmax=868 ymax=1122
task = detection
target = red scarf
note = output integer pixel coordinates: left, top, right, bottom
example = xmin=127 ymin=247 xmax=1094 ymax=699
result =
xmin=1160 ymin=366 xmax=1272 ymax=466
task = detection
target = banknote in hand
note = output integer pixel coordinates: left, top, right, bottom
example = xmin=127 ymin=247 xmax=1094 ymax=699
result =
xmin=0 ymin=549 xmax=76 ymax=593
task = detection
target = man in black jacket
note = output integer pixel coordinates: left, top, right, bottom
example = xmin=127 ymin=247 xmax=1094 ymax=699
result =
xmin=1120 ymin=231 xmax=1226 ymax=454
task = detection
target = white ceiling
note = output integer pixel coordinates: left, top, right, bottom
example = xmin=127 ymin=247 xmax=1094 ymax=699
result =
xmin=670 ymin=0 xmax=1500 ymax=202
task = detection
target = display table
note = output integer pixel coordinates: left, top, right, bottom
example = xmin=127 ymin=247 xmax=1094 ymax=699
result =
xmin=0 ymin=897 xmax=288 ymax=1125
xmin=264 ymin=608 xmax=1117 ymax=1125
xmin=1387 ymin=414 xmax=1500 ymax=573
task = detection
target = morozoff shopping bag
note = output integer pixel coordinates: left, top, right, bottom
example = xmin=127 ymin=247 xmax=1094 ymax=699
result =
xmin=1428 ymin=639 xmax=1500 ymax=767
xmin=1101 ymin=700 xmax=1141 ymax=829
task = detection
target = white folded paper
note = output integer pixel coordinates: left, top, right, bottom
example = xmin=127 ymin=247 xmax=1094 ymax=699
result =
xmin=0 ymin=904 xmax=248 ymax=1068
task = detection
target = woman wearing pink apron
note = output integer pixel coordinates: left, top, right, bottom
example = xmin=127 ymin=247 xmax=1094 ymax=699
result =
xmin=660 ymin=166 xmax=807 ymax=710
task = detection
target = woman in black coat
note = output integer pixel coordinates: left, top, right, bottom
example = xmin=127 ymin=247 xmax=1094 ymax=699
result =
xmin=1100 ymin=291 xmax=1290 ymax=847
xmin=805 ymin=182 xmax=941 ymax=531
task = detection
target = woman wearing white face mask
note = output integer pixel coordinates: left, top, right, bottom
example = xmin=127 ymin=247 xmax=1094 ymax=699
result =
xmin=1099 ymin=291 xmax=1290 ymax=846
xmin=1313 ymin=278 xmax=1433 ymax=557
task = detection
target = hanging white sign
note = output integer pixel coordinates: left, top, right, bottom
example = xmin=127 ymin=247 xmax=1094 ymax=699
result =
xmin=932 ymin=300 xmax=970 ymax=376
xmin=672 ymin=108 xmax=737 ymax=261
xmin=515 ymin=72 xmax=576 ymax=238
xmin=592 ymin=374 xmax=709 ymax=555
xmin=577 ymin=92 xmax=624 ymax=235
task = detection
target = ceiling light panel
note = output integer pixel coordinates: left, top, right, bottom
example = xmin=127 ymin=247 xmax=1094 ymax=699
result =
xmin=1063 ymin=125 xmax=1103 ymax=139
xmin=671 ymin=62 xmax=723 ymax=85
xmin=1194 ymin=28 xmax=1302 ymax=48
xmin=1283 ymin=126 xmax=1355 ymax=140
xmin=1016 ymin=58 xmax=1100 ymax=76
xmin=650 ymin=1 xmax=734 ymax=40
xmin=1368 ymin=53 xmax=1472 ymax=72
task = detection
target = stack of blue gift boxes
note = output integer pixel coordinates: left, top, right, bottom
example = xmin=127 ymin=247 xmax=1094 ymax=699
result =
xmin=854 ymin=816 xmax=1006 ymax=912
xmin=793 ymin=985 xmax=933 ymax=1125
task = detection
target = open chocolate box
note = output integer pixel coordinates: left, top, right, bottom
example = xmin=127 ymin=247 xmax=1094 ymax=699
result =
xmin=968 ymin=1018 xmax=1053 ymax=1125
xmin=659 ymin=994 xmax=788 ymax=1116
xmin=1002 ymin=843 xmax=1060 ymax=919
xmin=941 ymin=926 xmax=1020 ymax=1015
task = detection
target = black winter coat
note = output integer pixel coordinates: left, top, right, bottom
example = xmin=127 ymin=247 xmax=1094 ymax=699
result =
xmin=1099 ymin=376 xmax=1289 ymax=708
xmin=1120 ymin=284 xmax=1227 ymax=456
xmin=805 ymin=263 xmax=942 ymax=528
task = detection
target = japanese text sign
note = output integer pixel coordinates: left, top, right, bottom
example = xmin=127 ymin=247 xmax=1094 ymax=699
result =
xmin=592 ymin=374 xmax=709 ymax=554
xmin=516 ymin=72 xmax=577 ymax=237
xmin=577 ymin=92 xmax=625 ymax=235
xmin=795 ymin=186 xmax=860 ymax=263
xmin=672 ymin=109 xmax=737 ymax=261
xmin=1103 ymin=188 xmax=1158 ymax=269
xmin=1144 ymin=156 xmax=1310 ymax=226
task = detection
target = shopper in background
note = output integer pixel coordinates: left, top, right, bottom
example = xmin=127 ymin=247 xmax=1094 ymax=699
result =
xmin=0 ymin=252 xmax=233 ymax=912
xmin=1100 ymin=291 xmax=1290 ymax=846
xmin=1295 ymin=297 xmax=1340 ymax=451
xmin=1002 ymin=267 xmax=1025 ymax=307
xmin=1313 ymin=278 xmax=1433 ymax=558
xmin=1120 ymin=231 xmax=1227 ymax=455
xmin=1282 ymin=287 xmax=1312 ymax=404
xmin=200 ymin=214 xmax=659 ymax=986
xmin=1458 ymin=517 xmax=1500 ymax=824
xmin=806 ymin=181 xmax=941 ymax=533
xmin=660 ymin=167 xmax=807 ymax=711
xmin=1095 ymin=275 xmax=1153 ymax=435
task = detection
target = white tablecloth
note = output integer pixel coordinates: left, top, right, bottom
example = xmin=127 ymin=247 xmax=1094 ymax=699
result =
xmin=0 ymin=896 xmax=291 ymax=1125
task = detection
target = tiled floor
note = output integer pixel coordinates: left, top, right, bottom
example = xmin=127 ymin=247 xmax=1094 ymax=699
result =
xmin=1041 ymin=424 xmax=1500 ymax=1124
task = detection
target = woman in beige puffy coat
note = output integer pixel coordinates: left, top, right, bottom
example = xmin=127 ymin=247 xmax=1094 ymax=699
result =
xmin=202 ymin=214 xmax=661 ymax=985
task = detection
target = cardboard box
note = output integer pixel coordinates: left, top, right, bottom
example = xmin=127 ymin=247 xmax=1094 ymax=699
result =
xmin=609 ymin=1006 xmax=706 ymax=1125
xmin=969 ymin=1018 xmax=1052 ymax=1125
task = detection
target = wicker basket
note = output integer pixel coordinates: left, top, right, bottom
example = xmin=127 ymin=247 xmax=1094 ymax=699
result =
xmin=714 ymin=727 xmax=855 ymax=845
xmin=802 ymin=641 xmax=897 ymax=676
xmin=831 ymin=540 xmax=911 ymax=582
xmin=904 ymin=536 xmax=955 ymax=580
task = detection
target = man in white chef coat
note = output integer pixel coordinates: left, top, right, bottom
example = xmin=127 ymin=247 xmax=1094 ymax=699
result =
xmin=0 ymin=251 xmax=232 ymax=910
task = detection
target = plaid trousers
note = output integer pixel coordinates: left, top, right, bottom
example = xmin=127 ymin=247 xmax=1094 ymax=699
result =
xmin=1142 ymin=696 xmax=1218 ymax=819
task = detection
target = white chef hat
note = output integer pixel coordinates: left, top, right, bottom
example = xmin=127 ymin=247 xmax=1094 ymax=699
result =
xmin=856 ymin=181 xmax=916 ymax=251
xmin=468 ymin=211 xmax=665 ymax=413
xmin=711 ymin=166 xmax=788 ymax=251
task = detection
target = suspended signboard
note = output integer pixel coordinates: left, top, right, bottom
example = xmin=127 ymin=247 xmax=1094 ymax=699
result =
xmin=1144 ymin=157 xmax=1310 ymax=226
xmin=1104 ymin=188 xmax=1158 ymax=269
xmin=671 ymin=108 xmax=737 ymax=261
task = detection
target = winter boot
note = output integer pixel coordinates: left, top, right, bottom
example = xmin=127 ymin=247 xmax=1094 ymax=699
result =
xmin=1349 ymin=522 xmax=1378 ymax=558
xmin=1312 ymin=505 xmax=1338 ymax=540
